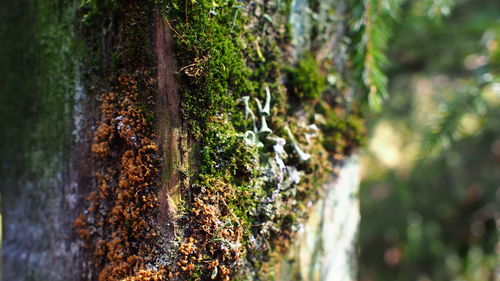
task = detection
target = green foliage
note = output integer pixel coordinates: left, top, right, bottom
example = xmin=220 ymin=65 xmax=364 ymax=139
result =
xmin=361 ymin=120 xmax=500 ymax=280
xmin=421 ymin=25 xmax=500 ymax=156
xmin=287 ymin=53 xmax=325 ymax=100
xmin=418 ymin=0 xmax=456 ymax=20
xmin=348 ymin=0 xmax=404 ymax=111
xmin=420 ymin=87 xmax=485 ymax=156
xmin=359 ymin=1 xmax=500 ymax=280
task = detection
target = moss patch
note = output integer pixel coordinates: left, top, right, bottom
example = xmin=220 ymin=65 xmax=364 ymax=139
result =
xmin=159 ymin=0 xmax=256 ymax=138
xmin=287 ymin=53 xmax=325 ymax=100
xmin=317 ymin=101 xmax=366 ymax=156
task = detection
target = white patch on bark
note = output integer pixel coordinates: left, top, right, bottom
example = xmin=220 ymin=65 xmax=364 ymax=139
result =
xmin=282 ymin=155 xmax=361 ymax=281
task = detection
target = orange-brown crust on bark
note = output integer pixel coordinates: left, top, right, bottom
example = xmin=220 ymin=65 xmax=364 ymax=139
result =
xmin=75 ymin=70 xmax=164 ymax=281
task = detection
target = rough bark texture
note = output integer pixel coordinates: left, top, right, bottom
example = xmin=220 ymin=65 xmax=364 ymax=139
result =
xmin=1 ymin=0 xmax=363 ymax=280
xmin=0 ymin=0 xmax=90 ymax=279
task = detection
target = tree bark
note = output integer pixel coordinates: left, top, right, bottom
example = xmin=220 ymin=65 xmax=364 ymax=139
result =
xmin=1 ymin=0 xmax=363 ymax=280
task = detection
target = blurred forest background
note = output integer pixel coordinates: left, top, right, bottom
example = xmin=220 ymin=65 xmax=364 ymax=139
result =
xmin=358 ymin=0 xmax=500 ymax=280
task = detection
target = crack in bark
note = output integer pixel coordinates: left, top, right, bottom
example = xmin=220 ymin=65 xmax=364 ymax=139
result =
xmin=154 ymin=11 xmax=186 ymax=233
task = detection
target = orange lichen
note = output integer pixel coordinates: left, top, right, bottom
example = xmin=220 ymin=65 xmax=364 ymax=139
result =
xmin=175 ymin=179 xmax=244 ymax=280
xmin=121 ymin=268 xmax=167 ymax=281
xmin=75 ymin=70 xmax=164 ymax=281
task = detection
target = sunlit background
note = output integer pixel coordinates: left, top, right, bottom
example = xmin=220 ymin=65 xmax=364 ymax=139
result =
xmin=358 ymin=0 xmax=500 ymax=280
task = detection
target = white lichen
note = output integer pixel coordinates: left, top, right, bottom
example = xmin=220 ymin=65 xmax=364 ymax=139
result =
xmin=304 ymin=124 xmax=319 ymax=144
xmin=258 ymin=116 xmax=272 ymax=135
xmin=261 ymin=86 xmax=271 ymax=116
xmin=286 ymin=126 xmax=311 ymax=162
xmin=241 ymin=96 xmax=256 ymax=120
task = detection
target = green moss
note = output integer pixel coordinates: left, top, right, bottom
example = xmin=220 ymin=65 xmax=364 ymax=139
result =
xmin=317 ymin=101 xmax=366 ymax=155
xmin=0 ymin=0 xmax=81 ymax=181
xmin=155 ymin=0 xmax=367 ymax=279
xmin=198 ymin=119 xmax=258 ymax=179
xmin=159 ymin=0 xmax=256 ymax=138
xmin=287 ymin=52 xmax=325 ymax=100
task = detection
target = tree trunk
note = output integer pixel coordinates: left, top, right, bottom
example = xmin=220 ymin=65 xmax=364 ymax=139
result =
xmin=1 ymin=0 xmax=364 ymax=280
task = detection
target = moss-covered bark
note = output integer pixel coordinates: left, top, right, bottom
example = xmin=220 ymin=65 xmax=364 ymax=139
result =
xmin=1 ymin=0 xmax=366 ymax=280
xmin=0 ymin=0 xmax=87 ymax=280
